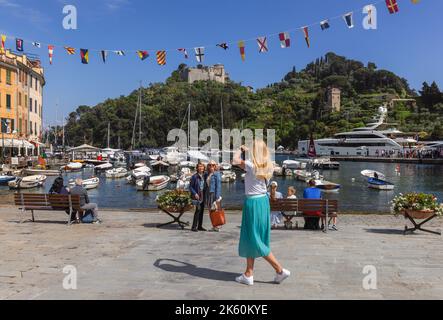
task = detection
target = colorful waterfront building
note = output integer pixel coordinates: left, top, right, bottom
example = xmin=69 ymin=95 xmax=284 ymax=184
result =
xmin=0 ymin=50 xmax=45 ymax=156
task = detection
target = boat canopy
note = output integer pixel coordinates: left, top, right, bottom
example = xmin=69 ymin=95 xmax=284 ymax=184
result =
xmin=68 ymin=144 xmax=100 ymax=152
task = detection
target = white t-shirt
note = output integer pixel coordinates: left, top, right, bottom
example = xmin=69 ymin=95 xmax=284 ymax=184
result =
xmin=244 ymin=160 xmax=268 ymax=196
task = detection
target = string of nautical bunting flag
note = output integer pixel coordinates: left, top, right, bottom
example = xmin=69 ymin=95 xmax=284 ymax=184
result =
xmin=0 ymin=0 xmax=420 ymax=66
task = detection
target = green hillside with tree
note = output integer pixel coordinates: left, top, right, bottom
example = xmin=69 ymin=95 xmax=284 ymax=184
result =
xmin=50 ymin=52 xmax=443 ymax=149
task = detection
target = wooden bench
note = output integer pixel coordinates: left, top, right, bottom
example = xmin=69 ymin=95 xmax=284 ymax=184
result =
xmin=14 ymin=193 xmax=82 ymax=225
xmin=270 ymin=199 xmax=338 ymax=232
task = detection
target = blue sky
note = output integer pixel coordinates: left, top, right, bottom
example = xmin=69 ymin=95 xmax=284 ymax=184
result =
xmin=0 ymin=0 xmax=441 ymax=127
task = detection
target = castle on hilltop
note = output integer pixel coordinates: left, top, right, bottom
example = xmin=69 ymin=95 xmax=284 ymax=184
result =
xmin=180 ymin=64 xmax=229 ymax=84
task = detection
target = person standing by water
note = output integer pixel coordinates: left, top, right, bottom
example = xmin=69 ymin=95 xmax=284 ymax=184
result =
xmin=204 ymin=160 xmax=223 ymax=232
xmin=190 ymin=163 xmax=207 ymax=232
xmin=233 ymin=140 xmax=290 ymax=286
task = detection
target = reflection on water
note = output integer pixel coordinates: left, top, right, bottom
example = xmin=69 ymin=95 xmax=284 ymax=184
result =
xmin=1 ymin=156 xmax=442 ymax=213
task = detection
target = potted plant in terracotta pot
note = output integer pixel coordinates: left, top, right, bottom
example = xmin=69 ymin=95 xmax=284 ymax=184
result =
xmin=391 ymin=193 xmax=443 ymax=219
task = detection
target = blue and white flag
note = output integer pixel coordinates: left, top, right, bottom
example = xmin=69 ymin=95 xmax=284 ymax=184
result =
xmin=320 ymin=20 xmax=330 ymax=30
xmin=343 ymin=12 xmax=354 ymax=28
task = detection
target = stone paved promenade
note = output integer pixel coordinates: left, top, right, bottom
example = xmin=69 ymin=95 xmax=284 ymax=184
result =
xmin=0 ymin=206 xmax=442 ymax=300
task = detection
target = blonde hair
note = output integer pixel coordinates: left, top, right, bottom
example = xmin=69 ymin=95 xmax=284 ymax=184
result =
xmin=288 ymin=186 xmax=296 ymax=195
xmin=251 ymin=139 xmax=274 ymax=180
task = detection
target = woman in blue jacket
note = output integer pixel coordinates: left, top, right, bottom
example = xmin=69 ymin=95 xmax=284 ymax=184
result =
xmin=189 ymin=163 xmax=207 ymax=232
xmin=204 ymin=160 xmax=223 ymax=232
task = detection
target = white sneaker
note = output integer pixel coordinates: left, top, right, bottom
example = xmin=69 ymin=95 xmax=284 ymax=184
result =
xmin=274 ymin=269 xmax=291 ymax=284
xmin=235 ymin=274 xmax=254 ymax=286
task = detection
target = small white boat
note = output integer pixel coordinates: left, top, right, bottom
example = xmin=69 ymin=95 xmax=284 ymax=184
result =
xmin=273 ymin=163 xmax=284 ymax=176
xmin=361 ymin=170 xmax=386 ymax=180
xmin=134 ymin=162 xmax=146 ymax=168
xmin=127 ymin=166 xmax=152 ymax=183
xmin=180 ymin=161 xmax=197 ymax=168
xmin=221 ymin=170 xmax=236 ymax=183
xmin=367 ymin=178 xmax=395 ymax=191
xmin=24 ymin=168 xmax=61 ymax=176
xmin=282 ymin=160 xmax=302 ymax=169
xmin=63 ymin=162 xmax=83 ymax=171
xmin=69 ymin=177 xmax=100 ymax=190
xmin=8 ymin=175 xmax=47 ymax=189
xmin=136 ymin=175 xmax=170 ymax=191
xmin=95 ymin=162 xmax=113 ymax=171
xmin=314 ymin=179 xmax=341 ymax=192
xmin=294 ymin=170 xmax=322 ymax=182
xmin=219 ymin=162 xmax=232 ymax=171
xmin=105 ymin=167 xmax=128 ymax=179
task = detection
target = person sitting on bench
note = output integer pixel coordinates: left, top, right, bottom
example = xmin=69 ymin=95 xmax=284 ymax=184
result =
xmin=49 ymin=176 xmax=70 ymax=195
xmin=303 ymin=179 xmax=322 ymax=230
xmin=70 ymin=178 xmax=101 ymax=224
xmin=287 ymin=186 xmax=297 ymax=199
xmin=269 ymin=181 xmax=283 ymax=229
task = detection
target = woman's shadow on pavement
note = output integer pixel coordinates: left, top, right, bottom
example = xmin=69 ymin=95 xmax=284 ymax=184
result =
xmin=154 ymin=259 xmax=239 ymax=282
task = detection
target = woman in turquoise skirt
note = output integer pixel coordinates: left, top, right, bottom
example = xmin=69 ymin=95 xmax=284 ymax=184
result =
xmin=233 ymin=139 xmax=291 ymax=286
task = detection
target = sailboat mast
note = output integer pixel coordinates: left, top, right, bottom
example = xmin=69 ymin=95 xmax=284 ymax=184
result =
xmin=138 ymin=81 xmax=142 ymax=147
xmin=221 ymin=99 xmax=224 ymax=132
xmin=130 ymin=86 xmax=139 ymax=150
xmin=62 ymin=111 xmax=65 ymax=150
xmin=107 ymin=121 xmax=110 ymax=149
xmin=187 ymin=103 xmax=191 ymax=150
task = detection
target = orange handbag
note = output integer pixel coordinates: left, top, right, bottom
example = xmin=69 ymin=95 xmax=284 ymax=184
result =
xmin=210 ymin=209 xmax=226 ymax=227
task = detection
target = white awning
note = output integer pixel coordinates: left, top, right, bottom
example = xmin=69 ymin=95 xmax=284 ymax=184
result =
xmin=0 ymin=139 xmax=35 ymax=149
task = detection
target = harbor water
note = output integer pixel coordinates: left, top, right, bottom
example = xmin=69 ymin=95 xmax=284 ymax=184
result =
xmin=1 ymin=155 xmax=442 ymax=213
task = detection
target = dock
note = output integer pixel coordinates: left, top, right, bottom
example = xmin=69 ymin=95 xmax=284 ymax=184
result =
xmin=330 ymin=156 xmax=443 ymax=165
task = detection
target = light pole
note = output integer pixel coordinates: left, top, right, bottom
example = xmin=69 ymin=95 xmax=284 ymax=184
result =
xmin=11 ymin=130 xmax=17 ymax=158
xmin=1 ymin=119 xmax=5 ymax=161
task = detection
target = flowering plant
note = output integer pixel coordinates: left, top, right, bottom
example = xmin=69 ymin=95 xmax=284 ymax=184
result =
xmin=156 ymin=190 xmax=193 ymax=211
xmin=391 ymin=193 xmax=443 ymax=216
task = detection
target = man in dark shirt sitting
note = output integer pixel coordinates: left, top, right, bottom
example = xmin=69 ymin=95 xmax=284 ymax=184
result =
xmin=70 ymin=178 xmax=101 ymax=224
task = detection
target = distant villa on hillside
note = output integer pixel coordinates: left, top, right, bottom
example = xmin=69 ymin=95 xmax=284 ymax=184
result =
xmin=180 ymin=64 xmax=229 ymax=84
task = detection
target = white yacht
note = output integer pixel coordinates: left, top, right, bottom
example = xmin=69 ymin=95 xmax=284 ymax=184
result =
xmin=298 ymin=106 xmax=418 ymax=157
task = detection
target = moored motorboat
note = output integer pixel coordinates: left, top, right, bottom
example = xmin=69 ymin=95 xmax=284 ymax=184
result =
xmin=221 ymin=170 xmax=236 ymax=183
xmin=367 ymin=178 xmax=395 ymax=190
xmin=0 ymin=174 xmax=16 ymax=185
xmin=136 ymin=175 xmax=170 ymax=191
xmin=23 ymin=168 xmax=62 ymax=176
xmin=8 ymin=175 xmax=47 ymax=189
xmin=361 ymin=170 xmax=386 ymax=180
xmin=127 ymin=166 xmax=152 ymax=183
xmin=314 ymin=179 xmax=341 ymax=192
xmin=69 ymin=177 xmax=100 ymax=190
xmin=63 ymin=162 xmax=83 ymax=172
xmin=105 ymin=167 xmax=128 ymax=179
xmin=94 ymin=162 xmax=113 ymax=171
xmin=294 ymin=170 xmax=322 ymax=182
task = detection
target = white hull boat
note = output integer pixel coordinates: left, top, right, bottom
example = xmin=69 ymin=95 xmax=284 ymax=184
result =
xmin=361 ymin=170 xmax=386 ymax=180
xmin=95 ymin=163 xmax=113 ymax=171
xmin=9 ymin=175 xmax=47 ymax=189
xmin=314 ymin=179 xmax=341 ymax=192
xmin=180 ymin=161 xmax=197 ymax=168
xmin=63 ymin=162 xmax=83 ymax=171
xmin=24 ymin=168 xmax=61 ymax=176
xmin=105 ymin=168 xmax=128 ymax=179
xmin=367 ymin=178 xmax=395 ymax=190
xmin=136 ymin=175 xmax=170 ymax=191
xmin=221 ymin=170 xmax=236 ymax=183
xmin=69 ymin=177 xmax=100 ymax=190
